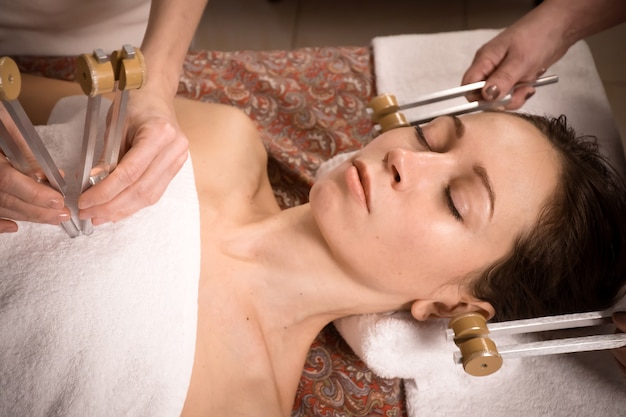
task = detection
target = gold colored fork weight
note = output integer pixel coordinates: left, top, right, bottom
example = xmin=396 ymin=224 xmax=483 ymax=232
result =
xmin=367 ymin=93 xmax=410 ymax=133
xmin=448 ymin=312 xmax=503 ymax=376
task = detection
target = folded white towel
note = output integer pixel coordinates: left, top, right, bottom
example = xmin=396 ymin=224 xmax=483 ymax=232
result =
xmin=335 ymin=311 xmax=626 ymax=417
xmin=0 ymin=96 xmax=201 ymax=417
xmin=333 ymin=30 xmax=626 ymax=417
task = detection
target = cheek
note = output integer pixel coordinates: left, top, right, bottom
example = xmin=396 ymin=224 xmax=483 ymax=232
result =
xmin=375 ymin=212 xmax=464 ymax=276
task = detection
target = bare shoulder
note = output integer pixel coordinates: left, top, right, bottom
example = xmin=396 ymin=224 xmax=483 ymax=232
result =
xmin=175 ymin=98 xmax=278 ymax=219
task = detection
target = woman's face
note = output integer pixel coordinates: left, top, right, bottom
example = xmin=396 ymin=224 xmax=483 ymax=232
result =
xmin=310 ymin=112 xmax=560 ymax=304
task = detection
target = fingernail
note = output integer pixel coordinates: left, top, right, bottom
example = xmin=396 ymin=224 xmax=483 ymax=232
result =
xmin=485 ymin=85 xmax=500 ymax=100
xmin=91 ymin=217 xmax=111 ymax=226
xmin=525 ymin=91 xmax=535 ymax=101
xmin=58 ymin=213 xmax=70 ymax=221
xmin=0 ymin=223 xmax=18 ymax=233
xmin=78 ymin=200 xmax=92 ymax=210
xmin=48 ymin=199 xmax=64 ymax=209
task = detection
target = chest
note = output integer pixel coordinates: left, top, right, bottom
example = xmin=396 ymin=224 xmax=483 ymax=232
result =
xmin=181 ymin=247 xmax=291 ymax=416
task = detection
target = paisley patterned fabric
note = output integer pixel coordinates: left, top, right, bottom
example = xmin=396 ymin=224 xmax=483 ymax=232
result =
xmin=178 ymin=47 xmax=376 ymax=208
xmin=13 ymin=47 xmax=407 ymax=417
xmin=293 ymin=324 xmax=406 ymax=417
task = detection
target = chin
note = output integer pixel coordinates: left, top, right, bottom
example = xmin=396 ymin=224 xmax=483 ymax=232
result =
xmin=309 ymin=181 xmax=337 ymax=221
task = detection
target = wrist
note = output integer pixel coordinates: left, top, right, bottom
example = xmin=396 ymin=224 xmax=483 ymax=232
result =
xmin=140 ymin=56 xmax=182 ymax=99
xmin=531 ymin=1 xmax=579 ymax=48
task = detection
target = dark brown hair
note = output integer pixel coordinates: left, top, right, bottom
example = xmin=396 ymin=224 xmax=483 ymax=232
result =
xmin=470 ymin=113 xmax=626 ymax=322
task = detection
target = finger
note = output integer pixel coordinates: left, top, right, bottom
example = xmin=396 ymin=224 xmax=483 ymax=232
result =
xmin=0 ymin=218 xmax=18 ymax=233
xmin=0 ymin=109 xmax=53 ymax=182
xmin=0 ymin=192 xmax=71 ymax=225
xmin=0 ymin=159 xmax=65 ymax=209
xmin=81 ymin=148 xmax=187 ymax=223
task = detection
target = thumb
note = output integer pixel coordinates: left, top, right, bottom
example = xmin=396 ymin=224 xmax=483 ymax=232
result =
xmin=461 ymin=36 xmax=511 ymax=102
xmin=0 ymin=219 xmax=18 ymax=233
xmin=480 ymin=53 xmax=540 ymax=102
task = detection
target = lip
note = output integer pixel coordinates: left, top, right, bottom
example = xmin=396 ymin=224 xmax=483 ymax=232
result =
xmin=346 ymin=159 xmax=370 ymax=212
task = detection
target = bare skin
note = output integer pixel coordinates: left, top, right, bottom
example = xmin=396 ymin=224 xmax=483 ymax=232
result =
xmin=177 ymin=100 xmax=295 ymax=415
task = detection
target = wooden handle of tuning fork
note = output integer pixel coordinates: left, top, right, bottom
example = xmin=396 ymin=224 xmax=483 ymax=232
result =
xmin=111 ymin=46 xmax=146 ymax=90
xmin=0 ymin=57 xmax=21 ymax=101
xmin=448 ymin=312 xmax=490 ymax=343
xmin=377 ymin=111 xmax=409 ymax=133
xmin=368 ymin=93 xmax=399 ymax=122
xmin=457 ymin=336 xmax=503 ymax=376
xmin=449 ymin=312 xmax=503 ymax=376
xmin=75 ymin=50 xmax=115 ymax=97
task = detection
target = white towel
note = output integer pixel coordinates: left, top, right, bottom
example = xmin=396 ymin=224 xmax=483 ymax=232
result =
xmin=333 ymin=30 xmax=626 ymax=417
xmin=0 ymin=96 xmax=201 ymax=417
xmin=335 ymin=312 xmax=626 ymax=417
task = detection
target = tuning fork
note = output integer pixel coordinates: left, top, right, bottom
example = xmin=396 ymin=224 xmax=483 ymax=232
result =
xmin=82 ymin=44 xmax=145 ymax=187
xmin=74 ymin=48 xmax=115 ymax=235
xmin=74 ymin=45 xmax=145 ymax=235
xmin=446 ymin=310 xmax=626 ymax=377
xmin=368 ymin=74 xmax=559 ymax=133
xmin=0 ymin=56 xmax=81 ymax=237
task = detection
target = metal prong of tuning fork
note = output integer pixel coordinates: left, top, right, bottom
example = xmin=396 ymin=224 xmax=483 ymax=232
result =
xmin=369 ymin=74 xmax=559 ymax=132
xmin=88 ymin=44 xmax=145 ymax=186
xmin=0 ymin=56 xmax=81 ymax=237
xmin=75 ymin=48 xmax=116 ymax=235
xmin=446 ymin=310 xmax=626 ymax=377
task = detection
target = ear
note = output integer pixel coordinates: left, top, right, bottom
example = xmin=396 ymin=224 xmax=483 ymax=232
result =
xmin=410 ymin=297 xmax=495 ymax=322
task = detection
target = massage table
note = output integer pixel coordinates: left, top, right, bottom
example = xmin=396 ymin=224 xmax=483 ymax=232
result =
xmin=3 ymin=29 xmax=625 ymax=416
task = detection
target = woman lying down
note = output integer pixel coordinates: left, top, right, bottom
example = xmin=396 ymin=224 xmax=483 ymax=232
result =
xmin=1 ymin=75 xmax=626 ymax=417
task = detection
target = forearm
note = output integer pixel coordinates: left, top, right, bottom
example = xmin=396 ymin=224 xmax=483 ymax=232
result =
xmin=541 ymin=0 xmax=626 ymax=46
xmin=140 ymin=0 xmax=209 ymax=98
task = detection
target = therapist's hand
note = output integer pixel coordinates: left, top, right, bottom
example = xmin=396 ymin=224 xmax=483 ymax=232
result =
xmin=0 ymin=157 xmax=72 ymax=233
xmin=77 ymin=86 xmax=188 ymax=226
xmin=612 ymin=311 xmax=626 ymax=376
xmin=461 ymin=6 xmax=571 ymax=109
xmin=0 ymin=104 xmax=71 ymax=233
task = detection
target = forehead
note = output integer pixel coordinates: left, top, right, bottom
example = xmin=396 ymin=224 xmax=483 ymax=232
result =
xmin=461 ymin=112 xmax=561 ymax=230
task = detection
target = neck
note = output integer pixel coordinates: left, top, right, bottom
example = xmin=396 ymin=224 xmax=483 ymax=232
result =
xmin=222 ymin=204 xmax=409 ymax=337
xmin=212 ymin=203 xmax=412 ymax=414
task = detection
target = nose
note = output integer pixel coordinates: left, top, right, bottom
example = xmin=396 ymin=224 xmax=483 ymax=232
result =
xmin=385 ymin=148 xmax=451 ymax=191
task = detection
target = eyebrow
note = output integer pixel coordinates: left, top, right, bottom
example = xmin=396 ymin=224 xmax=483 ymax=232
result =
xmin=447 ymin=115 xmax=494 ymax=218
xmin=473 ymin=164 xmax=495 ymax=219
xmin=450 ymin=115 xmax=465 ymax=138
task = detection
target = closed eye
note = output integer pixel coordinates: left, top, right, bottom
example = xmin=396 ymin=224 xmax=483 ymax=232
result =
xmin=445 ymin=185 xmax=462 ymax=222
xmin=414 ymin=125 xmax=431 ymax=150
